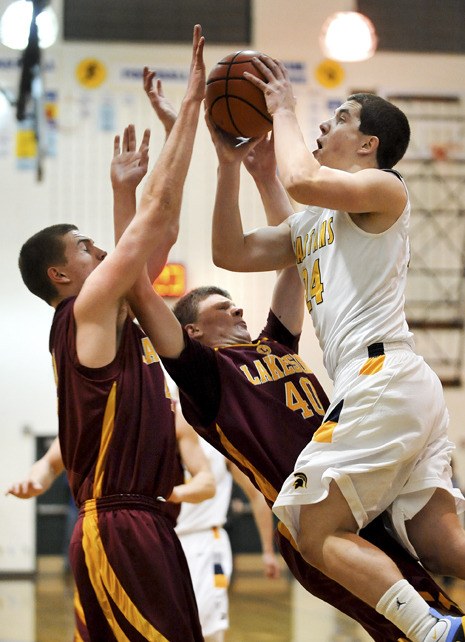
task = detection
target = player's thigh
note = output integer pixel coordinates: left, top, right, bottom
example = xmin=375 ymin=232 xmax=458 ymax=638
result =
xmin=407 ymin=488 xmax=465 ymax=564
xmin=298 ymin=481 xmax=358 ymax=553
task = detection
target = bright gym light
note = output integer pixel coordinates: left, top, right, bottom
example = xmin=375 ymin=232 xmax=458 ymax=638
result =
xmin=320 ymin=11 xmax=378 ymax=62
xmin=0 ymin=0 xmax=58 ymax=50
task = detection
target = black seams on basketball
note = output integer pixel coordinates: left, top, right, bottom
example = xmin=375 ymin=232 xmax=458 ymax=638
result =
xmin=206 ymin=50 xmax=273 ymax=139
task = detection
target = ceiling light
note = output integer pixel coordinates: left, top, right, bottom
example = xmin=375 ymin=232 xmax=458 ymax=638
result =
xmin=320 ymin=11 xmax=378 ymax=62
xmin=0 ymin=0 xmax=58 ymax=50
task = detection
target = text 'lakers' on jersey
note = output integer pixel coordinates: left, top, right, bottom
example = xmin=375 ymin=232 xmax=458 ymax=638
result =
xmin=162 ymin=310 xmax=329 ymax=507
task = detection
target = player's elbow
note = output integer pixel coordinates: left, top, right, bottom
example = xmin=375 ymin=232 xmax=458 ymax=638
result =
xmin=164 ymin=220 xmax=180 ymax=248
xmin=212 ymin=240 xmax=230 ymax=268
xmin=212 ymin=246 xmax=239 ymax=271
xmin=204 ymin=474 xmax=216 ymax=500
xmin=212 ymin=245 xmax=226 ymax=268
xmin=280 ymin=170 xmax=313 ymax=203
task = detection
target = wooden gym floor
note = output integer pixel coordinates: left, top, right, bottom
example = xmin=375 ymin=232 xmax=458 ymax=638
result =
xmin=1 ymin=555 xmax=464 ymax=642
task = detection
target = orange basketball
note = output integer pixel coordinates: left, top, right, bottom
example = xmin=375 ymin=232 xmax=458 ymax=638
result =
xmin=205 ymin=50 xmax=272 ymax=139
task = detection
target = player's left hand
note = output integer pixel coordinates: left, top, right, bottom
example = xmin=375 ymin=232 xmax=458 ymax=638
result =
xmin=143 ymin=68 xmax=177 ymax=135
xmin=243 ymin=133 xmax=276 ymax=180
xmin=111 ymin=124 xmax=150 ymax=191
xmin=205 ymin=108 xmax=264 ymax=164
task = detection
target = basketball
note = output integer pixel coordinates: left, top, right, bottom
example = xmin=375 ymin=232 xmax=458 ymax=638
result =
xmin=205 ymin=50 xmax=273 ymax=139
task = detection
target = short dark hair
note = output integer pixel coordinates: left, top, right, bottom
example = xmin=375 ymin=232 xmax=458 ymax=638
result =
xmin=173 ymin=285 xmax=231 ymax=327
xmin=19 ymin=224 xmax=78 ymax=305
xmin=348 ymin=93 xmax=410 ymax=169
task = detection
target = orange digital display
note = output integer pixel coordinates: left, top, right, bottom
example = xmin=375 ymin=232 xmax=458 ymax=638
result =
xmin=153 ymin=263 xmax=186 ymax=298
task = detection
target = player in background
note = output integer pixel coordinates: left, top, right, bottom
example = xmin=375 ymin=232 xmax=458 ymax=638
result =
xmin=169 ymin=382 xmax=281 ymax=642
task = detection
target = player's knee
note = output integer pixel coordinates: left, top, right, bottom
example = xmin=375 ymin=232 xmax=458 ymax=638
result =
xmin=417 ymin=552 xmax=446 ymax=576
xmin=296 ymin=531 xmax=322 ymax=568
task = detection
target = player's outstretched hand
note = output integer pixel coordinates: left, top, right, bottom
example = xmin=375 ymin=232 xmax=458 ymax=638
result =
xmin=6 ymin=459 xmax=57 ymax=499
xmin=143 ymin=68 xmax=177 ymax=135
xmin=111 ymin=124 xmax=150 ymax=192
xmin=184 ymin=24 xmax=206 ymax=104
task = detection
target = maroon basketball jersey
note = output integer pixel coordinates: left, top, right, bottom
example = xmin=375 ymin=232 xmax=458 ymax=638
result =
xmin=162 ymin=310 xmax=329 ymax=503
xmin=50 ymin=297 xmax=178 ymax=506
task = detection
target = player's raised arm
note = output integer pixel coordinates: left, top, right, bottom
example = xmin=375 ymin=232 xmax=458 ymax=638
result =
xmin=111 ymin=124 xmax=150 ymax=249
xmin=245 ymin=55 xmax=406 ymax=220
xmin=74 ymin=25 xmax=205 ymax=364
xmin=242 ymin=135 xmax=305 ymax=335
xmin=206 ymin=114 xmax=294 ymax=273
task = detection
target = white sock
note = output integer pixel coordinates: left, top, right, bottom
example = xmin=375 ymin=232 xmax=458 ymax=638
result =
xmin=376 ymin=579 xmax=438 ymax=642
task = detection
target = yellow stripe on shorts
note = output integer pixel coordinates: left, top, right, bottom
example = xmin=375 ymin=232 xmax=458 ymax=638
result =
xmin=359 ymin=355 xmax=385 ymax=375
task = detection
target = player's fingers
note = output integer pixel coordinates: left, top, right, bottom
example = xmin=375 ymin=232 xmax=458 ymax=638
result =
xmin=274 ymin=58 xmax=290 ymax=81
xmin=196 ymin=35 xmax=205 ymax=63
xmin=243 ymin=70 xmax=266 ymax=91
xmin=192 ymin=23 xmax=202 ymax=54
xmin=126 ymin=124 xmax=136 ymax=151
xmin=5 ymin=483 xmax=17 ymax=496
xmin=257 ymin=53 xmax=284 ymax=78
xmin=122 ymin=127 xmax=130 ymax=152
xmin=140 ymin=128 xmax=150 ymax=150
xmin=113 ymin=134 xmax=121 ymax=158
xmin=143 ymin=66 xmax=155 ymax=93
xmin=253 ymin=55 xmax=285 ymax=86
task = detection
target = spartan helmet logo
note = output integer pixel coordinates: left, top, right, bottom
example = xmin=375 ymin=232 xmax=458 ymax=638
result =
xmin=293 ymin=472 xmax=308 ymax=489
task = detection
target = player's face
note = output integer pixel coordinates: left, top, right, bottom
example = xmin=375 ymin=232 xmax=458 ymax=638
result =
xmin=194 ymin=294 xmax=251 ymax=347
xmin=60 ymin=230 xmax=107 ymax=291
xmin=313 ymin=100 xmax=367 ymax=170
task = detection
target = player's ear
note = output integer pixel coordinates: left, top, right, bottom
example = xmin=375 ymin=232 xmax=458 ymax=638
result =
xmin=359 ymin=135 xmax=379 ymax=157
xmin=47 ymin=267 xmax=71 ymax=284
xmin=185 ymin=323 xmax=202 ymax=339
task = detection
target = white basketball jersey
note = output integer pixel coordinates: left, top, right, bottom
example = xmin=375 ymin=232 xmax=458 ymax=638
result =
xmin=175 ymin=439 xmax=233 ymax=536
xmin=289 ymin=192 xmax=414 ymax=380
